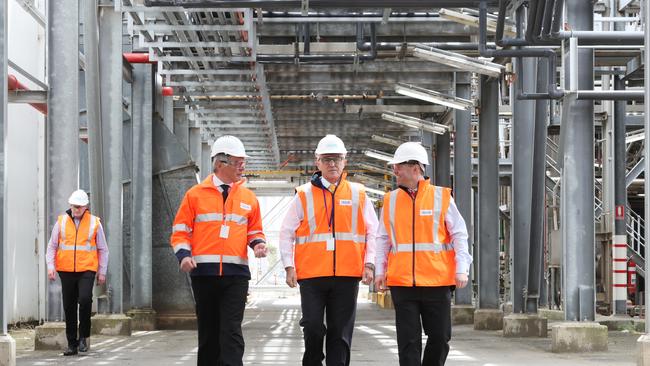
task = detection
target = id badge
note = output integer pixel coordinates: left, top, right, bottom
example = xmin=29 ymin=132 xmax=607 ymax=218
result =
xmin=220 ymin=225 xmax=230 ymax=239
xmin=326 ymin=236 xmax=335 ymax=251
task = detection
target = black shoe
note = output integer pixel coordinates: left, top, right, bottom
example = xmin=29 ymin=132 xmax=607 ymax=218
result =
xmin=63 ymin=346 xmax=78 ymax=356
xmin=79 ymin=337 xmax=89 ymax=352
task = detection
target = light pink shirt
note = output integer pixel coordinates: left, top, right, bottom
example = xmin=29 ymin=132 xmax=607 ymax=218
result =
xmin=46 ymin=213 xmax=110 ymax=275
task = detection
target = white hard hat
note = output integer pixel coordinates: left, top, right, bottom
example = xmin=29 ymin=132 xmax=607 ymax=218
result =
xmin=388 ymin=142 xmax=429 ymax=166
xmin=68 ymin=190 xmax=89 ymax=206
xmin=211 ymin=135 xmax=249 ymax=158
xmin=315 ymin=134 xmax=347 ymax=156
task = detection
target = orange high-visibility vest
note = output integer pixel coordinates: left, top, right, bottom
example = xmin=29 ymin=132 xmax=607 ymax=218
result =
xmin=383 ymin=179 xmax=456 ymax=287
xmin=55 ymin=211 xmax=100 ymax=272
xmin=170 ymin=175 xmax=266 ymax=272
xmin=294 ymin=173 xmax=367 ymax=280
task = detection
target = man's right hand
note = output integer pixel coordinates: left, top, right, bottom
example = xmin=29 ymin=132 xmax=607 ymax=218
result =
xmin=285 ymin=267 xmax=297 ymax=288
xmin=374 ymin=274 xmax=387 ymax=292
xmin=47 ymin=269 xmax=56 ymax=281
xmin=180 ymin=257 xmax=197 ymax=273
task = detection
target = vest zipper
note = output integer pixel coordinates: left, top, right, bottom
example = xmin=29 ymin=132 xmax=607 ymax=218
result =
xmin=331 ymin=185 xmax=338 ymax=276
xmin=73 ymin=212 xmax=85 ymax=273
xmin=411 ymin=195 xmax=416 ymax=287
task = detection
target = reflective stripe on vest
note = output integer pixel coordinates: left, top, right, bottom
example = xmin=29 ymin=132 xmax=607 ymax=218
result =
xmin=388 ymin=186 xmax=452 ymax=254
xmin=193 ymin=254 xmax=249 ymax=265
xmin=194 ymin=212 xmax=248 ymax=225
xmin=58 ymin=215 xmax=98 ymax=252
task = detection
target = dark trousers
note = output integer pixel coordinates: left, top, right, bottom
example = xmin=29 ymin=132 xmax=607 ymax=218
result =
xmin=390 ymin=286 xmax=452 ymax=366
xmin=59 ymin=271 xmax=96 ymax=347
xmin=298 ymin=276 xmax=359 ymax=366
xmin=191 ymin=275 xmax=248 ymax=366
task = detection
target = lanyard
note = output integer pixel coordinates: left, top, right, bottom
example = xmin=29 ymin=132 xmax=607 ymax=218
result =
xmin=321 ymin=185 xmax=335 ymax=231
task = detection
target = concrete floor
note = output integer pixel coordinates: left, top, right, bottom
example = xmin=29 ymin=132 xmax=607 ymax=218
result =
xmin=14 ymin=287 xmax=641 ymax=365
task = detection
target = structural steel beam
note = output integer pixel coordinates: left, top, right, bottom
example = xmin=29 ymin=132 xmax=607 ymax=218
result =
xmin=561 ymin=0 xmax=595 ymax=322
xmin=47 ymin=0 xmax=79 ymax=321
xmin=478 ymin=74 xmax=500 ymax=309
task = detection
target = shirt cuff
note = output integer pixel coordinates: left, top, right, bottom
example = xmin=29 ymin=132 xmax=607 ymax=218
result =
xmin=456 ymin=261 xmax=470 ymax=275
xmin=249 ymin=239 xmax=265 ymax=249
xmin=175 ymin=249 xmax=192 ymax=263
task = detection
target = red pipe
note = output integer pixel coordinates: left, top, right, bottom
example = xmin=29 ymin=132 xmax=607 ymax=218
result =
xmin=8 ymin=74 xmax=48 ymax=115
xmin=123 ymin=53 xmax=153 ymax=64
xmin=162 ymin=86 xmax=173 ymax=96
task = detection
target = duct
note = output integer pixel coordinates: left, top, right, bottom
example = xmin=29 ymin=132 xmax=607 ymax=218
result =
xmin=257 ymin=22 xmax=376 ymax=63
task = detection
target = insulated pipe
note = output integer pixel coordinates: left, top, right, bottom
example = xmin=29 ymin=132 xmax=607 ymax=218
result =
xmin=480 ymin=1 xmax=564 ymax=99
xmin=7 ymin=74 xmax=47 ymax=114
xmin=123 ymin=53 xmax=153 ymax=64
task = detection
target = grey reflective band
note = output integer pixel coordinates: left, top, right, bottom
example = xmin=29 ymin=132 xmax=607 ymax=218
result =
xmin=295 ymin=232 xmax=366 ymax=245
xmin=247 ymin=230 xmax=263 ymax=236
xmin=194 ymin=212 xmax=247 ymax=225
xmin=193 ymin=254 xmax=248 ymax=265
xmin=60 ymin=215 xmax=68 ymax=240
xmin=350 ymin=183 xmax=360 ymax=236
xmin=395 ymin=243 xmax=454 ymax=253
xmin=432 ymin=186 xmax=443 ymax=246
xmin=173 ymin=223 xmax=191 ymax=233
xmin=86 ymin=215 xmax=97 ymax=246
xmin=173 ymin=243 xmax=191 ymax=253
xmin=59 ymin=244 xmax=97 ymax=252
xmin=303 ymin=185 xmax=316 ymax=235
xmin=225 ymin=213 xmax=248 ymax=225
xmin=195 ymin=213 xmax=223 ymax=223
xmin=388 ymin=191 xmax=398 ymax=254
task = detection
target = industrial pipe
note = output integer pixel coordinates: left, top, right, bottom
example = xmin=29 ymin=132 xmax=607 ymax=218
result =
xmin=8 ymin=74 xmax=47 ymax=114
xmin=162 ymin=86 xmax=174 ymax=96
xmin=123 ymin=52 xmax=153 ymax=64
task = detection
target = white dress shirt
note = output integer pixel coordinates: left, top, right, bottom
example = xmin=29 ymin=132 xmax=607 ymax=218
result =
xmin=279 ymin=176 xmax=379 ymax=269
xmin=375 ymin=190 xmax=472 ymax=276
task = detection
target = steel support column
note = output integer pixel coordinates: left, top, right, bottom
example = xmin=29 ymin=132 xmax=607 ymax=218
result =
xmin=435 ymin=131 xmax=451 ymax=187
xmin=613 ymin=76 xmax=627 ymax=315
xmin=478 ymin=75 xmax=500 ymax=309
xmin=84 ymin=0 xmax=105 ymax=219
xmin=454 ymin=76 xmax=473 ymax=305
xmin=130 ymin=64 xmax=153 ymax=309
xmin=645 ymin=0 xmax=650 ymax=333
xmin=99 ymin=4 xmax=124 ymax=314
xmin=561 ymin=0 xmax=595 ymax=321
xmin=47 ymin=0 xmax=80 ymax=321
xmin=163 ymin=94 xmax=173 ymax=132
xmin=422 ymin=132 xmax=434 ymax=179
xmin=527 ymin=57 xmax=549 ymax=314
xmin=189 ymin=127 xmax=201 ymax=166
xmin=0 ymin=0 xmax=7 ymax=337
xmin=511 ymin=56 xmax=536 ymax=314
xmin=201 ymin=142 xmax=211 ymax=179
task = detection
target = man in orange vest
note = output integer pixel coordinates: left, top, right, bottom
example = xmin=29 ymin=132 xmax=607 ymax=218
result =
xmin=171 ymin=135 xmax=268 ymax=366
xmin=279 ymin=134 xmax=379 ymax=366
xmin=375 ymin=142 xmax=472 ymax=366
xmin=46 ymin=189 xmax=109 ymax=356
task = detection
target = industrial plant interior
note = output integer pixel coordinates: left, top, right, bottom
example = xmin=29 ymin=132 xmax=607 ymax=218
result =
xmin=3 ymin=0 xmax=650 ymax=365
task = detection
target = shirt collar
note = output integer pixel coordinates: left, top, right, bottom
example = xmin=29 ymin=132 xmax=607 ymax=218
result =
xmin=212 ymin=174 xmax=231 ymax=188
xmin=320 ymin=176 xmax=336 ymax=188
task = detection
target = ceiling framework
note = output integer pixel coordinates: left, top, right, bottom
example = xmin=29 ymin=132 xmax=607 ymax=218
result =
xmin=128 ymin=0 xmax=643 ymax=192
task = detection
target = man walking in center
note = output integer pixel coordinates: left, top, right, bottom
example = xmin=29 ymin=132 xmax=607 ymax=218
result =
xmin=46 ymin=189 xmax=109 ymax=356
xmin=171 ymin=135 xmax=268 ymax=366
xmin=280 ymin=134 xmax=379 ymax=366
xmin=375 ymin=142 xmax=472 ymax=366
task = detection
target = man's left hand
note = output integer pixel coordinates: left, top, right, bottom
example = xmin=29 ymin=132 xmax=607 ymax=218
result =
xmin=97 ymin=274 xmax=106 ymax=286
xmin=253 ymin=243 xmax=268 ymax=258
xmin=455 ymin=273 xmax=468 ymax=288
xmin=362 ymin=267 xmax=374 ymax=285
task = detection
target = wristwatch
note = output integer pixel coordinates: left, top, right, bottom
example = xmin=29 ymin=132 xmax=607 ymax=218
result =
xmin=364 ymin=263 xmax=375 ymax=271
